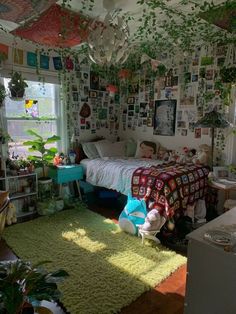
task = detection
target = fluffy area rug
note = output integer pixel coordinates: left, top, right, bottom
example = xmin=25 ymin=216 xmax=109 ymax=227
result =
xmin=3 ymin=205 xmax=186 ymax=314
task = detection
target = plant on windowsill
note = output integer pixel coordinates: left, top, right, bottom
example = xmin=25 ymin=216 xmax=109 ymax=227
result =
xmin=0 ymin=259 xmax=69 ymax=314
xmin=8 ymin=71 xmax=28 ymax=99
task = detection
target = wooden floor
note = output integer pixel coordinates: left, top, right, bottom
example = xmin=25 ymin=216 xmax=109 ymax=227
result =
xmin=0 ymin=199 xmax=187 ymax=314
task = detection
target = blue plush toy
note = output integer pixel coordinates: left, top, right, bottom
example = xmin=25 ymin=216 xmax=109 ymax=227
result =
xmin=119 ymin=194 xmax=147 ymax=235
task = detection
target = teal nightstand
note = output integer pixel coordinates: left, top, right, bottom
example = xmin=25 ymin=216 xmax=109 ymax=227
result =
xmin=48 ymin=165 xmax=84 ymax=200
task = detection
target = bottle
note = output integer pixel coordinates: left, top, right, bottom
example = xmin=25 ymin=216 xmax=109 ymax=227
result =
xmin=69 ymin=150 xmax=76 ymax=164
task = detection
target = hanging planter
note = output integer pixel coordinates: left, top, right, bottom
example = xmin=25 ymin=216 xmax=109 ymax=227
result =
xmin=8 ymin=71 xmax=28 ymax=98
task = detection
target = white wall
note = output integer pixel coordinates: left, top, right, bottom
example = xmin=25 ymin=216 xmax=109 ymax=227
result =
xmin=119 ymin=123 xmax=211 ymax=150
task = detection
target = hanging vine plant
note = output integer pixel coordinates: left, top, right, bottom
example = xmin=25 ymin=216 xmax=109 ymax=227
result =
xmin=0 ymin=83 xmax=6 ymax=106
xmin=220 ymin=66 xmax=236 ymax=83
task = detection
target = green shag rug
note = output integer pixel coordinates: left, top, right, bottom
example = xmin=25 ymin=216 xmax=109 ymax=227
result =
xmin=3 ymin=206 xmax=186 ymax=314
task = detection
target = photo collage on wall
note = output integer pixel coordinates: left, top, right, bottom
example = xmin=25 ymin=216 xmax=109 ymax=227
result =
xmin=65 ymin=68 xmax=121 ymax=141
xmin=174 ymin=44 xmax=231 ymax=139
xmin=121 ymin=76 xmax=155 ymax=132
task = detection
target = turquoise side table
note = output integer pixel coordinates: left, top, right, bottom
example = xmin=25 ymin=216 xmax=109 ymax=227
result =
xmin=48 ymin=165 xmax=84 ymax=200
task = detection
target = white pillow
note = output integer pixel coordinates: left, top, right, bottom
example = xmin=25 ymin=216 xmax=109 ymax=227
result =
xmin=95 ymin=141 xmax=126 ymax=158
xmin=82 ymin=140 xmax=108 ymax=159
xmin=135 ymin=140 xmax=160 ymax=159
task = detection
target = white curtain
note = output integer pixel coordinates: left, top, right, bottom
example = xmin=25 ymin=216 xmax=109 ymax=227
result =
xmin=225 ymin=86 xmax=236 ymax=165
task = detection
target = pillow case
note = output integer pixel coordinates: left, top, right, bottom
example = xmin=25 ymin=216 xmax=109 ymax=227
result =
xmin=95 ymin=141 xmax=126 ymax=158
xmin=82 ymin=142 xmax=100 ymax=159
xmin=135 ymin=140 xmax=160 ymax=159
xmin=82 ymin=140 xmax=109 ymax=159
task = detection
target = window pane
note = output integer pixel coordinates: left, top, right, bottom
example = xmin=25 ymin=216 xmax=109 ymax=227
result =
xmin=7 ymin=120 xmax=57 ymax=157
xmin=4 ymin=79 xmax=57 ymax=118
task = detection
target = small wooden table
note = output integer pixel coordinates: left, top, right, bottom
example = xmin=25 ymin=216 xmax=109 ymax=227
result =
xmin=209 ymin=181 xmax=236 ymax=201
xmin=48 ymin=165 xmax=84 ymax=200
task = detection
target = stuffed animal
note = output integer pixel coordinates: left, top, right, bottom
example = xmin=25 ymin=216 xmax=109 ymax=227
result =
xmin=139 ymin=209 xmax=166 ymax=232
xmin=192 ymin=144 xmax=211 ymax=166
xmin=6 ymin=202 xmax=17 ymax=225
xmin=119 ymin=194 xmax=147 ymax=235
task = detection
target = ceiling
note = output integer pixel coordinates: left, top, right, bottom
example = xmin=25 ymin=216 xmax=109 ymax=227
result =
xmin=0 ymin=0 xmax=234 ymax=53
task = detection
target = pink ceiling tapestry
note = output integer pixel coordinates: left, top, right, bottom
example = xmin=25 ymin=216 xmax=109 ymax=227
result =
xmin=0 ymin=0 xmax=57 ymax=23
xmin=11 ymin=4 xmax=90 ymax=48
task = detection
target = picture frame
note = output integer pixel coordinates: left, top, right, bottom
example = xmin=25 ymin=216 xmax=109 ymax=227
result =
xmin=127 ymin=97 xmax=135 ymax=104
xmin=90 ymin=72 xmax=99 ymax=90
xmin=213 ymin=167 xmax=229 ymax=179
xmin=89 ymin=91 xmax=97 ymax=98
xmin=154 ymin=99 xmax=177 ymax=136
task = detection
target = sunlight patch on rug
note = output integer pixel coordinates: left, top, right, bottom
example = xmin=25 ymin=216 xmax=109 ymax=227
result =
xmin=3 ymin=206 xmax=186 ymax=314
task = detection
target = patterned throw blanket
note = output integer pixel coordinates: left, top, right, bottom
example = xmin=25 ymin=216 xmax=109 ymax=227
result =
xmin=131 ymin=163 xmax=210 ymax=218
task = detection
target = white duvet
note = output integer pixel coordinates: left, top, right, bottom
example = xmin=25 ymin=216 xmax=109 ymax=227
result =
xmin=80 ymin=157 xmax=163 ymax=196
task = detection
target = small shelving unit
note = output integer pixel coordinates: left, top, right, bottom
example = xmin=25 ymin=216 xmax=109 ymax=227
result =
xmin=0 ymin=172 xmax=38 ymax=219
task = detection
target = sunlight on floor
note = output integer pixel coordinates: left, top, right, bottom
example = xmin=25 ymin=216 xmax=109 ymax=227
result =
xmin=62 ymin=229 xmax=107 ymax=252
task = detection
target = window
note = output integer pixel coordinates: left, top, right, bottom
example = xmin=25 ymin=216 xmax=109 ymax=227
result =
xmin=3 ymin=79 xmax=62 ymax=158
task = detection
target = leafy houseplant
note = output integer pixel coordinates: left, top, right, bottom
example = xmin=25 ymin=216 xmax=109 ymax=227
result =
xmin=0 ymin=129 xmax=12 ymax=145
xmin=0 ymin=259 xmax=69 ymax=314
xmin=220 ymin=67 xmax=236 ymax=84
xmin=23 ymin=130 xmax=60 ymax=179
xmin=0 ymin=83 xmax=6 ymax=106
xmin=8 ymin=72 xmax=28 ymax=98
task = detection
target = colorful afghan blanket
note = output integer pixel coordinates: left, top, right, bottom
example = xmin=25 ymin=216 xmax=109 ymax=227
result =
xmin=132 ymin=163 xmax=209 ymax=218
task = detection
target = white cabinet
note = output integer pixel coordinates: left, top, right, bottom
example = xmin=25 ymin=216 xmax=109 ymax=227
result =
xmin=0 ymin=172 xmax=38 ymax=219
xmin=184 ymin=208 xmax=236 ymax=314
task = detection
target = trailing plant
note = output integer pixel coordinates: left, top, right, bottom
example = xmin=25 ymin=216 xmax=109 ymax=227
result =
xmin=220 ymin=67 xmax=236 ymax=83
xmin=0 ymin=83 xmax=6 ymax=105
xmin=8 ymin=71 xmax=28 ymax=98
xmin=0 ymin=259 xmax=69 ymax=314
xmin=23 ymin=130 xmax=60 ymax=178
xmin=0 ymin=128 xmax=12 ymax=144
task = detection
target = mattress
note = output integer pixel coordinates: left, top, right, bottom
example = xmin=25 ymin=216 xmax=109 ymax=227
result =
xmin=80 ymin=157 xmax=163 ymax=196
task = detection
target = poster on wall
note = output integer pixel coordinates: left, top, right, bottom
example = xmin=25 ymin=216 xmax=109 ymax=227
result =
xmin=154 ymin=99 xmax=176 ymax=136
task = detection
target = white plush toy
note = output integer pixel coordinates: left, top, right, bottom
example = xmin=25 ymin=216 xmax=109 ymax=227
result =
xmin=192 ymin=144 xmax=211 ymax=166
xmin=140 ymin=209 xmax=166 ymax=232
xmin=6 ymin=202 xmax=17 ymax=225
xmin=139 ymin=209 xmax=166 ymax=244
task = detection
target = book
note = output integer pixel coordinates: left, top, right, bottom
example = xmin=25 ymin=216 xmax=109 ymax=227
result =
xmin=211 ymin=178 xmax=236 ymax=189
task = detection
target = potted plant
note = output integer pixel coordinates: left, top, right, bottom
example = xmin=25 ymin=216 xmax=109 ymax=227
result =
xmin=8 ymin=71 xmax=28 ymax=98
xmin=23 ymin=130 xmax=60 ymax=179
xmin=0 ymin=83 xmax=6 ymax=106
xmin=0 ymin=259 xmax=69 ymax=314
xmin=23 ymin=130 xmax=60 ymax=201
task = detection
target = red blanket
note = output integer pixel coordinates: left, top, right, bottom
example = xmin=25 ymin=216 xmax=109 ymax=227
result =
xmin=131 ymin=163 xmax=209 ymax=218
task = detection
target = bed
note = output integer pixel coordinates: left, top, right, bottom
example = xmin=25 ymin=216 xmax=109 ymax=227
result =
xmin=80 ymin=157 xmax=164 ymax=196
xmin=80 ymin=157 xmax=210 ymax=218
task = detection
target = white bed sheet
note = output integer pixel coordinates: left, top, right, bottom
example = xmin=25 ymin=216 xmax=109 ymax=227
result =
xmin=80 ymin=157 xmax=163 ymax=196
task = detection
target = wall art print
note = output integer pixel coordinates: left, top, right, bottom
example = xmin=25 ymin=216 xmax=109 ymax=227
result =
xmin=154 ymin=99 xmax=177 ymax=136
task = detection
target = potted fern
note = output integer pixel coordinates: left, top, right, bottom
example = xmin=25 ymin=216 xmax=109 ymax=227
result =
xmin=0 ymin=259 xmax=69 ymax=314
xmin=8 ymin=71 xmax=28 ymax=98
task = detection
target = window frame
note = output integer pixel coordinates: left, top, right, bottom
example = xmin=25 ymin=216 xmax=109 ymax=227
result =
xmin=2 ymin=77 xmax=64 ymax=157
